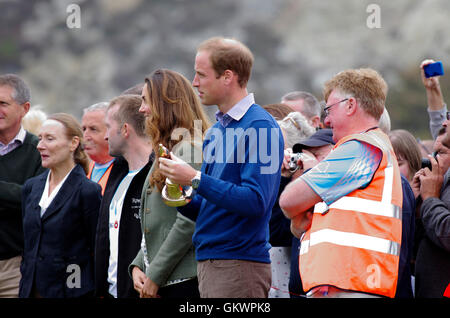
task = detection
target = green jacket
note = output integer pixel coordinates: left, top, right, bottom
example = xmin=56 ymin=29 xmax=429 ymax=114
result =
xmin=129 ymin=141 xmax=201 ymax=287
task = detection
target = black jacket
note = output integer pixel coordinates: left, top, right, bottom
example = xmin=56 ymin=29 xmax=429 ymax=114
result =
xmin=94 ymin=154 xmax=153 ymax=298
xmin=20 ymin=164 xmax=101 ymax=298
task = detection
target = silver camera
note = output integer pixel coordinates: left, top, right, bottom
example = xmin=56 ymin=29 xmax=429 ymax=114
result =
xmin=288 ymin=153 xmax=303 ymax=172
xmin=288 ymin=152 xmax=314 ymax=172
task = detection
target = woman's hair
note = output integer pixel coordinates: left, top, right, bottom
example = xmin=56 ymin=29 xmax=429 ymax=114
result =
xmin=388 ymin=129 xmax=422 ymax=180
xmin=47 ymin=113 xmax=90 ymax=174
xmin=262 ymin=103 xmax=295 ymax=120
xmin=378 ymin=107 xmax=391 ymax=134
xmin=277 ymin=112 xmax=316 ymax=149
xmin=144 ymin=69 xmax=211 ymax=191
xmin=22 ymin=105 xmax=47 ymax=135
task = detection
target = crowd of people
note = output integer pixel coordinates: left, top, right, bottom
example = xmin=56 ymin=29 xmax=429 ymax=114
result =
xmin=0 ymin=36 xmax=449 ymax=299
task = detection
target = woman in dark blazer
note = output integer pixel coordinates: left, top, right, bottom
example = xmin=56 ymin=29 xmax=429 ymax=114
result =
xmin=20 ymin=113 xmax=101 ymax=298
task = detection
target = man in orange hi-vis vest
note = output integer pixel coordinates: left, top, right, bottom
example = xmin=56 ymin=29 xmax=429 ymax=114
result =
xmin=82 ymin=102 xmax=115 ymax=195
xmin=280 ymin=68 xmax=403 ymax=298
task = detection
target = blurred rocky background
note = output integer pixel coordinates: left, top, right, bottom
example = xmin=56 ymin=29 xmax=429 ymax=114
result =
xmin=1 ymin=0 xmax=450 ymax=139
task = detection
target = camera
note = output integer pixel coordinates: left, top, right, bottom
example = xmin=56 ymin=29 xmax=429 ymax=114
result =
xmin=289 ymin=153 xmax=303 ymax=171
xmin=421 ymin=151 xmax=438 ymax=169
xmin=288 ymin=152 xmax=314 ymax=172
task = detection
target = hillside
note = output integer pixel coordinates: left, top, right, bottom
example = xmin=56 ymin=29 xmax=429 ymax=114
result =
xmin=1 ymin=0 xmax=450 ymax=138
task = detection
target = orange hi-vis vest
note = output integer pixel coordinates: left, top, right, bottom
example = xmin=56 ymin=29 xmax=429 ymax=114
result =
xmin=87 ymin=161 xmax=113 ymax=195
xmin=299 ymin=128 xmax=403 ymax=298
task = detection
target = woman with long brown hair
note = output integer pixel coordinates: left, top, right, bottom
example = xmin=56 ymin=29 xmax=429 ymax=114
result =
xmin=388 ymin=129 xmax=422 ymax=183
xmin=20 ymin=113 xmax=101 ymax=298
xmin=130 ymin=69 xmax=210 ymax=298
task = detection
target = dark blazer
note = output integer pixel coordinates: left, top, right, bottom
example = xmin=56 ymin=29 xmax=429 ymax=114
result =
xmin=19 ymin=164 xmax=101 ymax=298
xmin=94 ymin=154 xmax=153 ymax=298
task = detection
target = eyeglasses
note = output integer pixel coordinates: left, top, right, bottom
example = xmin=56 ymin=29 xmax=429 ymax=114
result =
xmin=323 ymin=98 xmax=349 ymax=116
xmin=283 ymin=116 xmax=301 ymax=130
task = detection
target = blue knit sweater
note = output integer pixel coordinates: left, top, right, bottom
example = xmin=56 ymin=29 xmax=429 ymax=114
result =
xmin=178 ymin=104 xmax=284 ymax=263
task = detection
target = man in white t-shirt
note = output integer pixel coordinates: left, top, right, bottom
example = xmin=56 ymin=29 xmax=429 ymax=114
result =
xmin=94 ymin=94 xmax=153 ymax=298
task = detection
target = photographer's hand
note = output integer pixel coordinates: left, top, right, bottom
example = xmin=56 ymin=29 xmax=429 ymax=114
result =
xmin=419 ymin=155 xmax=443 ymax=200
xmin=412 ymin=169 xmax=423 ymax=199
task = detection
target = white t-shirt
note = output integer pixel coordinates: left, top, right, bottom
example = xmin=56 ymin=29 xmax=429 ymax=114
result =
xmin=107 ymin=169 xmax=141 ymax=298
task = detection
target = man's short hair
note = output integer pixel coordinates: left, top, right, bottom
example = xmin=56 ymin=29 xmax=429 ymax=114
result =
xmin=323 ymin=68 xmax=387 ymax=121
xmin=197 ymin=37 xmax=254 ymax=88
xmin=120 ymin=83 xmax=144 ymax=96
xmin=108 ymin=94 xmax=146 ymax=137
xmin=0 ymin=74 xmax=31 ymax=104
xmin=281 ymin=91 xmax=322 ymax=118
xmin=83 ymin=101 xmax=109 ymax=115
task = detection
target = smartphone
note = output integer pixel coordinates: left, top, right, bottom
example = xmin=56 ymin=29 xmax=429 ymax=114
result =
xmin=424 ymin=61 xmax=444 ymax=78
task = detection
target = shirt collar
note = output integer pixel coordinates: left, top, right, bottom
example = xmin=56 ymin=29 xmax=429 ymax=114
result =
xmin=215 ymin=93 xmax=255 ymax=127
xmin=0 ymin=126 xmax=26 ymax=147
xmin=16 ymin=126 xmax=27 ymax=144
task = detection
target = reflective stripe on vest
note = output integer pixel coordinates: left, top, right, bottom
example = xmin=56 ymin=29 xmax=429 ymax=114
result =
xmin=299 ymin=128 xmax=402 ymax=298
xmin=300 ymin=229 xmax=401 ymax=256
xmin=314 ymin=197 xmax=402 ymax=219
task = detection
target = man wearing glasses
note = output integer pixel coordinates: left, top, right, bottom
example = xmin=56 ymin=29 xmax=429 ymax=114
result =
xmin=280 ymin=68 xmax=403 ymax=298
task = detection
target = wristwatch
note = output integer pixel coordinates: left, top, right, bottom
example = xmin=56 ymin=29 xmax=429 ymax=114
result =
xmin=191 ymin=171 xmax=201 ymax=190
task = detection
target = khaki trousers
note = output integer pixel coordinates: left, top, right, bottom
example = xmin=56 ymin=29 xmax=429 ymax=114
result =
xmin=197 ymin=259 xmax=271 ymax=298
xmin=0 ymin=255 xmax=22 ymax=298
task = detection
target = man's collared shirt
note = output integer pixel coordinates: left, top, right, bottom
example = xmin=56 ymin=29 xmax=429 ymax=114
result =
xmin=0 ymin=126 xmax=26 ymax=156
xmin=215 ymin=93 xmax=255 ymax=127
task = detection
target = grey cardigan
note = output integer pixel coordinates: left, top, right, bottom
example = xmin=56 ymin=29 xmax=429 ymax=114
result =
xmin=128 ymin=141 xmax=201 ymax=287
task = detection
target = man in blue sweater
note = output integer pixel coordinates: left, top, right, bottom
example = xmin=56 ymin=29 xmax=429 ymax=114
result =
xmin=159 ymin=37 xmax=284 ymax=297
